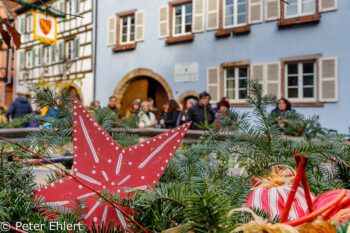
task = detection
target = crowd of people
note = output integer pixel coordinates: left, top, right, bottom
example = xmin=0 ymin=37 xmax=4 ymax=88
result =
xmin=87 ymin=91 xmax=236 ymax=130
xmin=2 ymin=91 xmax=296 ymax=130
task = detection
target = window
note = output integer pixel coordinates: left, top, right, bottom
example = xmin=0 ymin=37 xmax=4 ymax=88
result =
xmin=224 ymin=0 xmax=247 ymax=28
xmin=66 ymin=40 xmax=74 ymax=60
xmin=26 ymin=51 xmax=32 ymax=69
xmin=66 ymin=0 xmax=76 ymax=19
xmin=285 ymin=0 xmax=315 ymax=18
xmin=44 ymin=46 xmax=51 ymax=65
xmin=120 ymin=15 xmax=135 ymax=44
xmin=66 ymin=38 xmax=79 ymax=60
xmin=32 ymin=46 xmax=42 ymax=67
xmin=26 ymin=14 xmax=33 ymax=33
xmin=173 ymin=3 xmax=192 ymax=36
xmin=224 ymin=66 xmax=249 ymax=102
xmin=285 ymin=61 xmax=316 ymax=101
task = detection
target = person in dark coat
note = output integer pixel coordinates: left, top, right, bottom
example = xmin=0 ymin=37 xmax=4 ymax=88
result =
xmin=5 ymin=93 xmax=33 ymax=122
xmin=186 ymin=91 xmax=215 ymax=130
xmin=159 ymin=99 xmax=181 ymax=129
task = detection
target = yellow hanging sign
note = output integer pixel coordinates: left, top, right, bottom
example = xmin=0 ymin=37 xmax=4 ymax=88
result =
xmin=33 ymin=10 xmax=57 ymax=45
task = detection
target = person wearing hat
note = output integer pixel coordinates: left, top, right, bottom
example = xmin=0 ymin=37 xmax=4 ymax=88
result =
xmin=186 ymin=91 xmax=215 ymax=130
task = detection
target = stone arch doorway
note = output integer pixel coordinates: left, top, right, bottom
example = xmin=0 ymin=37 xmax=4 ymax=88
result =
xmin=113 ymin=69 xmax=174 ymax=118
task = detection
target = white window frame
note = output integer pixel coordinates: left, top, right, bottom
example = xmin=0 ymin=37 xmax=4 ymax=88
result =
xmin=284 ymin=0 xmax=316 ymax=19
xmin=44 ymin=46 xmax=52 ymax=65
xmin=26 ymin=14 xmax=33 ymax=33
xmin=66 ymin=40 xmax=74 ymax=61
xmin=224 ymin=66 xmax=249 ymax=103
xmin=26 ymin=50 xmax=32 ymax=69
xmin=120 ymin=15 xmax=135 ymax=45
xmin=285 ymin=61 xmax=316 ymax=102
xmin=223 ymin=0 xmax=247 ymax=29
xmin=173 ymin=3 xmax=192 ymax=37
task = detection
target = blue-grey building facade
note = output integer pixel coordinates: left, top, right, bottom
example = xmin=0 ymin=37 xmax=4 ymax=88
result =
xmin=95 ymin=0 xmax=348 ymax=132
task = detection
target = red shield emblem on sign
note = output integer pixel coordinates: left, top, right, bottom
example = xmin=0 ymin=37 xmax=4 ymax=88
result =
xmin=39 ymin=18 xmax=52 ymax=35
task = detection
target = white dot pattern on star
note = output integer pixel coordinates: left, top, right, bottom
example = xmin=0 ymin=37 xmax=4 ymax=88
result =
xmin=32 ymin=98 xmax=192 ymax=229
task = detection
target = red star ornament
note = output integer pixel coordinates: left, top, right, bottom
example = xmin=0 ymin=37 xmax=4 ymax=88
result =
xmin=33 ymin=99 xmax=191 ymax=228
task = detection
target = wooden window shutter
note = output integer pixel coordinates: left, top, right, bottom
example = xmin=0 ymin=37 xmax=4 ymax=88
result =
xmin=20 ymin=16 xmax=25 ymax=34
xmin=158 ymin=6 xmax=169 ymax=39
xmin=206 ymin=0 xmax=219 ymax=30
xmin=248 ymin=0 xmax=263 ymax=24
xmin=207 ymin=67 xmax=220 ymax=103
xmin=58 ymin=41 xmax=64 ymax=62
xmin=319 ymin=57 xmax=338 ymax=102
xmin=266 ymin=62 xmax=281 ymax=98
xmin=251 ymin=64 xmax=264 ymax=83
xmin=19 ymin=50 xmax=25 ymax=70
xmin=74 ymin=37 xmax=80 ymax=59
xmin=38 ymin=46 xmax=43 ymax=66
xmin=320 ymin=0 xmax=337 ymax=12
xmin=252 ymin=62 xmax=281 ymax=97
xmin=265 ymin=0 xmax=280 ymax=21
xmin=251 ymin=63 xmax=265 ymax=93
xmin=107 ymin=16 xmax=116 ymax=46
xmin=135 ymin=10 xmax=145 ymax=42
xmin=75 ymin=0 xmax=80 ymax=14
xmin=193 ymin=0 xmax=205 ymax=33
xmin=51 ymin=44 xmax=57 ymax=63
xmin=32 ymin=49 xmax=36 ymax=68
xmin=58 ymin=0 xmax=65 ymax=21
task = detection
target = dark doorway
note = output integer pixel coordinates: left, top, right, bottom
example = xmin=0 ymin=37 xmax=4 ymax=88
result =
xmin=120 ymin=77 xmax=169 ymax=119
xmin=67 ymin=86 xmax=81 ymax=100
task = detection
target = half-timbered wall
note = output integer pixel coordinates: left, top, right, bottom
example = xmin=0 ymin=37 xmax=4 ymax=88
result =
xmin=15 ymin=0 xmax=94 ymax=105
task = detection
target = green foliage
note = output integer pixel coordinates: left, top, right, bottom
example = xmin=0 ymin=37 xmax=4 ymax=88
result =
xmin=335 ymin=219 xmax=350 ymax=233
xmin=0 ymin=82 xmax=349 ymax=232
xmin=0 ymin=114 xmax=33 ymax=128
xmin=202 ymin=81 xmax=350 ymax=189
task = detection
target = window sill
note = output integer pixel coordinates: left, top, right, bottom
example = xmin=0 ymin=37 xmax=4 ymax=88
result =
xmin=215 ymin=26 xmax=250 ymax=38
xmin=215 ymin=29 xmax=231 ymax=38
xmin=165 ymin=34 xmax=194 ymax=45
xmin=112 ymin=43 xmax=136 ymax=52
xmin=230 ymin=103 xmax=252 ymax=107
xmin=233 ymin=25 xmax=250 ymax=34
xmin=278 ymin=13 xmax=320 ymax=27
xmin=290 ymin=102 xmax=324 ymax=107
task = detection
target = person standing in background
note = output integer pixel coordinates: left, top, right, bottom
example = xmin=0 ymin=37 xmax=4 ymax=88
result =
xmin=147 ymin=97 xmax=157 ymax=116
xmin=186 ymin=92 xmax=215 ymax=130
xmin=159 ymin=99 xmax=181 ymax=129
xmin=5 ymin=92 xmax=33 ymax=127
xmin=90 ymin=100 xmax=101 ymax=109
xmin=103 ymin=96 xmax=121 ymax=118
xmin=138 ymin=101 xmax=156 ymax=128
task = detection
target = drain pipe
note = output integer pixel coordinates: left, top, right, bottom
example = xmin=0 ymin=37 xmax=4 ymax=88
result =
xmin=92 ymin=0 xmax=98 ymax=101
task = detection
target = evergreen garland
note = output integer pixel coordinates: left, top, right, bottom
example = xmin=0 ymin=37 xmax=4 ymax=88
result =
xmin=0 ymin=83 xmax=349 ymax=232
